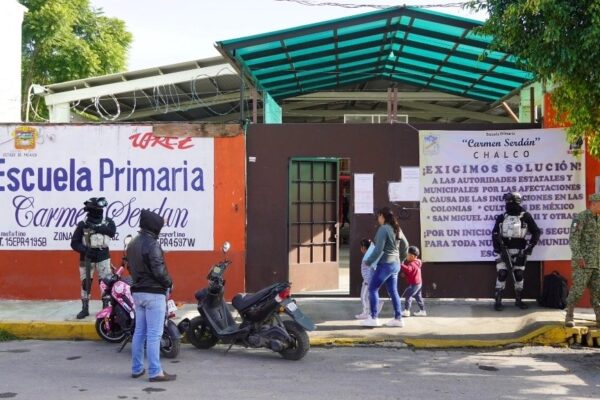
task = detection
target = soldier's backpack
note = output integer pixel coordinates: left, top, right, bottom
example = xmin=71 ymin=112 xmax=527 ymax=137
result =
xmin=538 ymin=271 xmax=569 ymax=309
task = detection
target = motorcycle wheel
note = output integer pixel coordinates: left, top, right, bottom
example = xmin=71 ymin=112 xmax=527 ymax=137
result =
xmin=160 ymin=331 xmax=180 ymax=359
xmin=95 ymin=317 xmax=127 ymax=343
xmin=186 ymin=315 xmax=218 ymax=349
xmin=279 ymin=320 xmax=310 ymax=361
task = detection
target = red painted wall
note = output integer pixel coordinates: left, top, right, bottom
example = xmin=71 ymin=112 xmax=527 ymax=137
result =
xmin=0 ymin=130 xmax=246 ymax=302
xmin=543 ymin=94 xmax=596 ymax=306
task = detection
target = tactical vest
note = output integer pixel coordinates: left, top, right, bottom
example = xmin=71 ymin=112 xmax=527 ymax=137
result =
xmin=82 ymin=225 xmax=111 ymax=248
xmin=500 ymin=212 xmax=527 ymax=239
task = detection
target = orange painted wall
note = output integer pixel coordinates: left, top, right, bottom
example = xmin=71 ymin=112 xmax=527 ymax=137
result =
xmin=543 ymin=94 xmax=597 ymax=307
xmin=0 ymin=131 xmax=246 ymax=302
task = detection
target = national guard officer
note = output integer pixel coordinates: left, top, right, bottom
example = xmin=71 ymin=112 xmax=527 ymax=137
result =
xmin=70 ymin=197 xmax=116 ymax=319
xmin=492 ymin=192 xmax=541 ymax=311
xmin=565 ymin=193 xmax=600 ymax=327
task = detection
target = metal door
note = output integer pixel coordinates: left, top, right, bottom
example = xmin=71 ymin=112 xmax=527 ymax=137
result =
xmin=288 ymin=158 xmax=339 ymax=292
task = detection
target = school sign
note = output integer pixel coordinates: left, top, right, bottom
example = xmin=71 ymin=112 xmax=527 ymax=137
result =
xmin=0 ymin=125 xmax=214 ymax=251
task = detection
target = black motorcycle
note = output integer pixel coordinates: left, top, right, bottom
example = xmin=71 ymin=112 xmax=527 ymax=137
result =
xmin=179 ymin=242 xmax=315 ymax=361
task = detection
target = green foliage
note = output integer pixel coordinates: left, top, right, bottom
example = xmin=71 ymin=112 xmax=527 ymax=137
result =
xmin=0 ymin=329 xmax=17 ymax=342
xmin=466 ymin=0 xmax=600 ymax=157
xmin=20 ymin=0 xmax=132 ymax=120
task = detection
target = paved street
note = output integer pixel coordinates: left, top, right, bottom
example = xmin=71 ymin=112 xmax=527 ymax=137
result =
xmin=1 ymin=341 xmax=599 ymax=400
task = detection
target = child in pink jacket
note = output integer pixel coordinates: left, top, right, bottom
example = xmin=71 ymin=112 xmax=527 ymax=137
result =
xmin=401 ymin=246 xmax=426 ymax=317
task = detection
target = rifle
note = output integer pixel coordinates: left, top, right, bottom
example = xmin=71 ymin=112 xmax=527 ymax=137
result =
xmin=82 ymin=226 xmax=94 ymax=297
xmin=499 ymin=245 xmax=514 ymax=271
xmin=493 ymin=232 xmax=513 ymax=271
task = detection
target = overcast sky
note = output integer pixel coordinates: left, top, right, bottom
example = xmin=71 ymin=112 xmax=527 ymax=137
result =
xmin=90 ymin=0 xmax=487 ymax=71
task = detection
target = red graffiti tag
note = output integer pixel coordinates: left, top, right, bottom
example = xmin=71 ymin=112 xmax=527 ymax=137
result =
xmin=129 ymin=132 xmax=194 ymax=150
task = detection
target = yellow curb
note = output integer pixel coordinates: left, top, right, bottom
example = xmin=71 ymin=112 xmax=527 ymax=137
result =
xmin=0 ymin=321 xmax=585 ymax=349
xmin=310 ymin=337 xmax=388 ymax=347
xmin=310 ymin=325 xmax=579 ymax=349
xmin=0 ymin=321 xmax=99 ymax=341
xmin=403 ymin=325 xmax=574 ymax=348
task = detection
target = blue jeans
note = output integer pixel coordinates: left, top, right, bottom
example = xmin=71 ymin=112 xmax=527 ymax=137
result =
xmin=403 ymin=284 xmax=425 ymax=311
xmin=132 ymin=292 xmax=166 ymax=378
xmin=368 ymin=261 xmax=402 ymax=319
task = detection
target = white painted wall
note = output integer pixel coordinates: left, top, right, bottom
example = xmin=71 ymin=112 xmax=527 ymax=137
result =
xmin=0 ymin=1 xmax=27 ymax=122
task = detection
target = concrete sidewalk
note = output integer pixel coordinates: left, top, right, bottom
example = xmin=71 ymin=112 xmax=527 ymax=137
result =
xmin=0 ymin=297 xmax=597 ymax=348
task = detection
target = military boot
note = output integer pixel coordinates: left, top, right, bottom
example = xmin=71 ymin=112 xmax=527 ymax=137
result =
xmin=76 ymin=299 xmax=89 ymax=319
xmin=494 ymin=289 xmax=504 ymax=311
xmin=564 ymin=305 xmax=575 ymax=328
xmin=515 ymin=291 xmax=529 ymax=310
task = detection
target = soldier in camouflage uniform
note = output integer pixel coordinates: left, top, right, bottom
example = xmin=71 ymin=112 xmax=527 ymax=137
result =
xmin=565 ymin=193 xmax=600 ymax=327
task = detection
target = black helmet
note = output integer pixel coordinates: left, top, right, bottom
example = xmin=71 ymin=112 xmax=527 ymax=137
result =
xmin=502 ymin=192 xmax=522 ymax=205
xmin=84 ymin=197 xmax=108 ymax=211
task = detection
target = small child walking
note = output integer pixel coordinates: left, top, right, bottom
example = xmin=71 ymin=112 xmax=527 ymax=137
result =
xmin=356 ymin=238 xmax=383 ymax=319
xmin=401 ymin=246 xmax=426 ymax=317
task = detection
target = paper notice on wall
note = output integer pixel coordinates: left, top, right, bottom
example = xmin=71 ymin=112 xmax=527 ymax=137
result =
xmin=389 ymin=181 xmax=420 ymax=202
xmin=354 ymin=173 xmax=374 ymax=214
xmin=401 ymin=167 xmax=420 ymax=181
xmin=389 ymin=167 xmax=420 ymax=202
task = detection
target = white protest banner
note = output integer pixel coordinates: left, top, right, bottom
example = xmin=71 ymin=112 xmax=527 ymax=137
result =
xmin=0 ymin=125 xmax=214 ymax=251
xmin=419 ymin=128 xmax=585 ymax=262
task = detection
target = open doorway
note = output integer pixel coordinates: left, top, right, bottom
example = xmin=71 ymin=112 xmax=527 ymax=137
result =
xmin=338 ymin=158 xmax=351 ymax=294
xmin=288 ymin=157 xmax=351 ymax=296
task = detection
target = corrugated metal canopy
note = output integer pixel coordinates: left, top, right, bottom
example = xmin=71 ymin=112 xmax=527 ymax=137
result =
xmin=216 ymin=6 xmax=534 ymax=103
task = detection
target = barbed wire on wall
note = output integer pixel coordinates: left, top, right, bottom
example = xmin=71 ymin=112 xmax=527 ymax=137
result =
xmin=67 ymin=65 xmax=242 ymax=121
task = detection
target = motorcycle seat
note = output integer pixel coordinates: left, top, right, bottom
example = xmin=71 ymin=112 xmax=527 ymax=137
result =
xmin=231 ymin=283 xmax=284 ymax=311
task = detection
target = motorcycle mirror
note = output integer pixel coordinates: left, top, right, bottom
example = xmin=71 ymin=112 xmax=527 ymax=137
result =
xmin=124 ymin=234 xmax=133 ymax=248
xmin=222 ymin=241 xmax=231 ymax=254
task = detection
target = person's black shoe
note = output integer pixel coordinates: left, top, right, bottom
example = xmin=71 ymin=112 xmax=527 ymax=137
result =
xmin=131 ymin=369 xmax=145 ymax=378
xmin=149 ymin=371 xmax=177 ymax=382
xmin=76 ymin=299 xmax=89 ymax=319
xmin=494 ymin=302 xmax=503 ymax=311
xmin=515 ymin=299 xmax=529 ymax=310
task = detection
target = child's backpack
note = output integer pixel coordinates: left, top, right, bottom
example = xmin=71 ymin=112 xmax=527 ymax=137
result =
xmin=538 ymin=271 xmax=569 ymax=309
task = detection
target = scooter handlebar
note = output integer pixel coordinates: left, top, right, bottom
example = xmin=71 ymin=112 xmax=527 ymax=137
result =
xmin=207 ymin=260 xmax=232 ymax=280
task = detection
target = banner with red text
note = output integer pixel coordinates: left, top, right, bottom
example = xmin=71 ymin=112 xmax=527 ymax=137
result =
xmin=419 ymin=128 xmax=585 ymax=262
xmin=0 ymin=125 xmax=213 ymax=251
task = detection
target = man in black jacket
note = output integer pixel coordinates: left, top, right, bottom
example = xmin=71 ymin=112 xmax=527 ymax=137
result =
xmin=127 ymin=209 xmax=175 ymax=382
xmin=492 ymin=192 xmax=541 ymax=311
xmin=70 ymin=197 xmax=116 ymax=319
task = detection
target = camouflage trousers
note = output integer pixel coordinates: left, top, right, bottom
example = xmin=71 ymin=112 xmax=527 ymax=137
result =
xmin=78 ymin=259 xmax=112 ymax=300
xmin=566 ymin=267 xmax=600 ymax=308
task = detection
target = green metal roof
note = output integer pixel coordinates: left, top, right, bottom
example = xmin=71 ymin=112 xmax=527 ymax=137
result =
xmin=216 ymin=6 xmax=534 ymax=103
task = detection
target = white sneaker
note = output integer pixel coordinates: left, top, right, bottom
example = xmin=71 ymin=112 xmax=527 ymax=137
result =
xmin=354 ymin=312 xmax=370 ymax=320
xmin=384 ymin=318 xmax=404 ymax=327
xmin=377 ymin=300 xmax=384 ymax=314
xmin=413 ymin=310 xmax=427 ymax=317
xmin=401 ymin=309 xmax=411 ymax=317
xmin=359 ymin=316 xmax=380 ymax=327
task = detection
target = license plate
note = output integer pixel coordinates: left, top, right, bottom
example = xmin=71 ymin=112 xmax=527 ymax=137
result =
xmin=286 ymin=301 xmax=298 ymax=312
xmin=167 ymin=299 xmax=177 ymax=313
